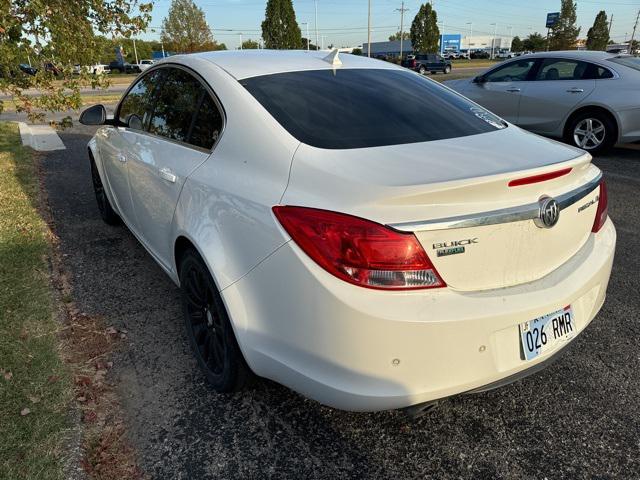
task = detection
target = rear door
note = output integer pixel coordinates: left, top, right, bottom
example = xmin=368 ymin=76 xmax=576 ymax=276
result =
xmin=464 ymin=58 xmax=537 ymax=123
xmin=126 ymin=66 xmax=224 ymax=267
xmin=517 ymin=58 xmax=596 ymax=133
xmin=99 ymin=70 xmax=162 ymax=226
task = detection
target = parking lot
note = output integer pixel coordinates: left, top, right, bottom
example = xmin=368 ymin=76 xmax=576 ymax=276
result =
xmin=39 ymin=123 xmax=640 ymax=479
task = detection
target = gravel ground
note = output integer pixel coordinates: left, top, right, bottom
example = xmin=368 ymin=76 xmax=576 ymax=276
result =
xmin=41 ymin=126 xmax=640 ymax=479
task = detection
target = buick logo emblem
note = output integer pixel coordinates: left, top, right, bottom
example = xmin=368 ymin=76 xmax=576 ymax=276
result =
xmin=535 ymin=197 xmax=560 ymax=229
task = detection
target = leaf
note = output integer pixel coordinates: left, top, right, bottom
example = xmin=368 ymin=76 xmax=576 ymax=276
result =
xmin=20 ymin=408 xmax=31 ymax=416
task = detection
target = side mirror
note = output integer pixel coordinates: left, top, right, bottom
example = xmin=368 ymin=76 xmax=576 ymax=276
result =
xmin=473 ymin=75 xmax=487 ymax=84
xmin=79 ymin=104 xmax=107 ymax=125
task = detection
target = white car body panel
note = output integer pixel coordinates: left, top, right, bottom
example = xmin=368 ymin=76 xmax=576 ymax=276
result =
xmin=87 ymin=50 xmax=617 ymax=411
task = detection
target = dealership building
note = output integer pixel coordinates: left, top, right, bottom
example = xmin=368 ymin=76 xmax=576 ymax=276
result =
xmin=363 ymin=34 xmax=512 ymax=56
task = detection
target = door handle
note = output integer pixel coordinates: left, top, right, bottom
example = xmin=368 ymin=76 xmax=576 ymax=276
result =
xmin=506 ymin=87 xmax=521 ymax=92
xmin=159 ymin=167 xmax=177 ymax=183
xmin=567 ymin=88 xmax=584 ymax=93
xmin=117 ymin=153 xmax=127 ymax=163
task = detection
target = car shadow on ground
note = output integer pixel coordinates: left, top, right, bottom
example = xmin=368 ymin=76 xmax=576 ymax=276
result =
xmin=38 ymin=130 xmax=640 ymax=479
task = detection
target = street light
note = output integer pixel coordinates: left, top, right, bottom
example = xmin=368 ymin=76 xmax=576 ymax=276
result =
xmin=301 ymin=22 xmax=310 ymax=51
xmin=466 ymin=22 xmax=473 ymax=55
xmin=490 ymin=22 xmax=498 ymax=59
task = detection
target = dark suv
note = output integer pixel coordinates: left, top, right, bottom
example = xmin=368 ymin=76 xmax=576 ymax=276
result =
xmin=402 ymin=54 xmax=452 ymax=75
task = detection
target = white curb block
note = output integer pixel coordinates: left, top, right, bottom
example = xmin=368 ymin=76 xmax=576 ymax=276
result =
xmin=18 ymin=122 xmax=66 ymax=151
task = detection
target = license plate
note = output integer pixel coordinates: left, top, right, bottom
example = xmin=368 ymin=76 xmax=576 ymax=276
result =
xmin=519 ymin=306 xmax=575 ymax=361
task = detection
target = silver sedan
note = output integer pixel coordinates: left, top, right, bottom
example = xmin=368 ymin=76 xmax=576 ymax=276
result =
xmin=445 ymin=51 xmax=640 ymax=154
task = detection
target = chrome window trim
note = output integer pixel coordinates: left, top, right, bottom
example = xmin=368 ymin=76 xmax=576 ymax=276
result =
xmin=389 ymin=172 xmax=602 ymax=232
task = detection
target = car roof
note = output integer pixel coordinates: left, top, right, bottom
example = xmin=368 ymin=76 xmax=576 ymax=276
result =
xmin=519 ymin=50 xmax=618 ymax=61
xmin=163 ymin=49 xmax=402 ymax=80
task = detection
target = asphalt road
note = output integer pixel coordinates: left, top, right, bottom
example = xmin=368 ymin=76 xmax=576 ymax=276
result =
xmin=41 ymin=126 xmax=640 ymax=479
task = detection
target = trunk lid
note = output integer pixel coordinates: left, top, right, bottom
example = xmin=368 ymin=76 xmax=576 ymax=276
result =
xmin=281 ymin=127 xmax=603 ymax=292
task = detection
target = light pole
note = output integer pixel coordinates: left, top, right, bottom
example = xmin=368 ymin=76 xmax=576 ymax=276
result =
xmin=301 ymin=22 xmax=309 ymax=51
xmin=239 ymin=33 xmax=243 ymax=50
xmin=314 ymin=0 xmax=319 ymax=53
xmin=466 ymin=22 xmax=472 ymax=55
xmin=507 ymin=25 xmax=513 ymax=51
xmin=395 ymin=2 xmax=409 ymax=61
xmin=132 ymin=38 xmax=139 ymax=64
xmin=321 ymin=35 xmax=326 ymax=50
xmin=490 ymin=22 xmax=498 ymax=59
xmin=367 ymin=0 xmax=371 ymax=57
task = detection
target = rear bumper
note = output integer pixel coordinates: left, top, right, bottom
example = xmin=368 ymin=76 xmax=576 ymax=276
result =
xmin=617 ymin=107 xmax=640 ymax=144
xmin=222 ymin=219 xmax=616 ymax=411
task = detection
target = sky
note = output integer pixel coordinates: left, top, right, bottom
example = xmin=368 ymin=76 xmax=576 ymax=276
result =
xmin=140 ymin=0 xmax=640 ymax=50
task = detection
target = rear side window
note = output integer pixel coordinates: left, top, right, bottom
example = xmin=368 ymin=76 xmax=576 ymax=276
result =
xmin=583 ymin=63 xmax=614 ymax=79
xmin=535 ymin=59 xmax=589 ymax=80
xmin=241 ymin=69 xmax=504 ymax=149
xmin=189 ymin=94 xmax=223 ymax=149
xmin=118 ymin=70 xmax=163 ymax=130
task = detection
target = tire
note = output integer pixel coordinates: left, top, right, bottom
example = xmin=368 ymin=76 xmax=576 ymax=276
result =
xmin=179 ymin=248 xmax=253 ymax=392
xmin=564 ymin=110 xmax=616 ymax=155
xmin=90 ymin=158 xmax=120 ymax=225
xmin=444 ymin=65 xmax=451 ymax=74
xmin=418 ymin=65 xmax=426 ymax=75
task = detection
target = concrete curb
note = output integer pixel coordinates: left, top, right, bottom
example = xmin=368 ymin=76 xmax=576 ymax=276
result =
xmin=18 ymin=122 xmax=66 ymax=151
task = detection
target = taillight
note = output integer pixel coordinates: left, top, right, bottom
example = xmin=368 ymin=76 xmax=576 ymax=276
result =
xmin=273 ymin=206 xmax=445 ymax=290
xmin=592 ymin=179 xmax=608 ymax=233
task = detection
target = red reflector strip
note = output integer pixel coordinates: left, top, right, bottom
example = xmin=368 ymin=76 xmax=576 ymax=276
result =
xmin=508 ymin=167 xmax=573 ymax=187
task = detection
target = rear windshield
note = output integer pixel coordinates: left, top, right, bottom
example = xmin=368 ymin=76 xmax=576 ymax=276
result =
xmin=240 ymin=69 xmax=505 ymax=149
xmin=608 ymin=56 xmax=640 ymax=72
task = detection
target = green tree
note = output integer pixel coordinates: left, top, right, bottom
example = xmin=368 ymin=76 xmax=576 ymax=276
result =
xmin=241 ymin=39 xmax=260 ymax=49
xmin=261 ymin=0 xmax=303 ymax=49
xmin=586 ymin=11 xmax=610 ymax=51
xmin=351 ymin=48 xmax=363 ymax=56
xmin=548 ymin=0 xmax=581 ymax=50
xmin=0 ymin=1 xmax=152 ymax=120
xmin=389 ymin=31 xmax=410 ymax=41
xmin=511 ymin=36 xmax=523 ymax=52
xmin=410 ymin=3 xmax=440 ymax=53
xmin=161 ymin=0 xmax=222 ymax=53
xmin=523 ymin=32 xmax=547 ymax=52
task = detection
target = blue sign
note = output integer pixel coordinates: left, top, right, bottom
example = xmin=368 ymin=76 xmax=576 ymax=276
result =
xmin=546 ymin=12 xmax=560 ymax=28
xmin=440 ymin=34 xmax=462 ymax=52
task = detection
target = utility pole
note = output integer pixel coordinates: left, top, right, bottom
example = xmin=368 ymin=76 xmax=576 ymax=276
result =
xmin=367 ymin=0 xmax=371 ymax=57
xmin=608 ymin=14 xmax=614 ymax=35
xmin=132 ymin=38 xmax=139 ymax=64
xmin=314 ymin=0 xmax=319 ymax=53
xmin=466 ymin=22 xmax=473 ymax=54
xmin=321 ymin=35 xmax=326 ymax=50
xmin=395 ymin=2 xmax=409 ymax=60
xmin=301 ymin=22 xmax=309 ymax=51
xmin=630 ymin=9 xmax=639 ymax=52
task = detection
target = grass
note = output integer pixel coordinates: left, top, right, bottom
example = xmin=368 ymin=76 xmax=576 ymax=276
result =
xmin=450 ymin=58 xmax=500 ymax=68
xmin=0 ymin=122 xmax=71 ymax=479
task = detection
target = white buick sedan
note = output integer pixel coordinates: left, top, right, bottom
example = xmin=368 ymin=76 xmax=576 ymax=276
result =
xmin=80 ymin=50 xmax=616 ymax=414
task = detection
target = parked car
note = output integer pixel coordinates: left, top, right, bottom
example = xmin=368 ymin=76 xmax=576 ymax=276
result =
xmin=444 ymin=51 xmax=640 ymax=154
xmin=402 ymin=53 xmax=452 ymax=74
xmin=79 ymin=50 xmax=615 ymax=414
xmin=470 ymin=50 xmax=490 ymax=59
xmin=73 ymin=64 xmax=107 ymax=75
xmin=108 ymin=61 xmax=141 ymax=74
xmin=138 ymin=59 xmax=155 ymax=71
xmin=495 ymin=50 xmax=514 ymax=59
xmin=18 ymin=63 xmax=37 ymax=76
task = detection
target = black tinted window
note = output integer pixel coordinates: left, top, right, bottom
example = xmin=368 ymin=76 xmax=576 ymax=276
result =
xmin=189 ymin=94 xmax=223 ymax=149
xmin=118 ymin=70 xmax=163 ymax=130
xmin=535 ymin=59 xmax=589 ymax=80
xmin=148 ymin=68 xmax=203 ymax=143
xmin=583 ymin=63 xmax=614 ymax=79
xmin=241 ymin=69 xmax=504 ymax=149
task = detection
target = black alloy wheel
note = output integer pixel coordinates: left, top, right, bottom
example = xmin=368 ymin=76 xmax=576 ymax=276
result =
xmin=90 ymin=158 xmax=120 ymax=225
xmin=179 ymin=249 xmax=252 ymax=392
